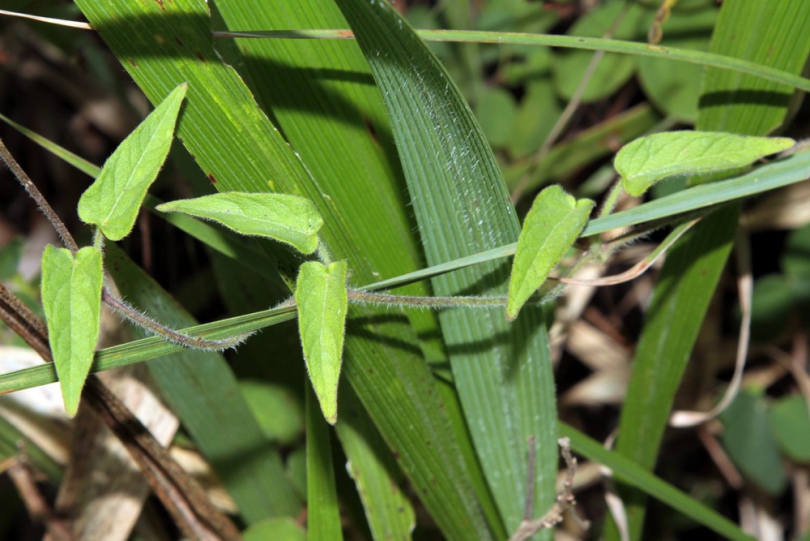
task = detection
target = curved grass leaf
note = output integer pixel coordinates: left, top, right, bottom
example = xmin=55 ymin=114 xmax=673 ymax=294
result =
xmin=617 ymin=131 xmax=794 ymax=196
xmin=296 ymin=261 xmax=348 ymax=425
xmin=77 ymin=83 xmax=186 ymax=240
xmin=40 ymin=245 xmax=103 ymax=417
xmin=334 ymin=0 xmax=556 ymax=534
xmin=157 ymin=193 xmax=324 ymax=254
xmin=607 ymin=1 xmax=810 ymax=539
xmin=507 ymin=185 xmax=593 ymax=321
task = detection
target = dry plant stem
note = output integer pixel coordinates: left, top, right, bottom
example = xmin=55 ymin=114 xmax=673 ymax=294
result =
xmin=84 ymin=378 xmax=241 ymax=541
xmin=0 ymin=286 xmax=240 ymax=540
xmin=558 ymin=218 xmax=700 ymax=287
xmin=0 ymin=137 xmax=79 ymax=254
xmin=1 ymin=137 xmax=236 ymax=352
xmin=0 ymin=282 xmax=51 ymax=360
xmin=509 ymin=437 xmax=580 ymax=541
xmin=102 ymin=288 xmax=250 ymax=351
xmin=7 ymin=451 xmax=73 ymax=541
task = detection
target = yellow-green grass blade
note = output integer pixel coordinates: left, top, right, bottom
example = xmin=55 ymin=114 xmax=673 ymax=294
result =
xmin=363 ymin=149 xmax=810 ymax=293
xmin=608 ymin=1 xmax=810 ymax=539
xmin=218 ymin=28 xmax=810 ymax=94
xmin=334 ymin=0 xmax=556 ymax=534
xmin=73 ymin=0 xmax=489 ymax=535
xmin=104 ymin=244 xmax=301 ymax=522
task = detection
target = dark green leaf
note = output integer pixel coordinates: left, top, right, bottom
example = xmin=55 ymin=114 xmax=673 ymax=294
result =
xmin=721 ymin=390 xmax=786 ymax=495
xmin=770 ymin=395 xmax=810 ymax=463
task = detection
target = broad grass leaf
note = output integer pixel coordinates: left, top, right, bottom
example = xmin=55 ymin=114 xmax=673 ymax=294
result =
xmin=157 ymin=193 xmax=323 ymax=254
xmin=78 ymin=83 xmax=187 ymax=240
xmin=507 ymin=185 xmax=593 ymax=321
xmin=617 ymin=131 xmax=794 ymax=196
xmin=40 ymin=245 xmax=103 ymax=417
xmin=296 ymin=261 xmax=348 ymax=425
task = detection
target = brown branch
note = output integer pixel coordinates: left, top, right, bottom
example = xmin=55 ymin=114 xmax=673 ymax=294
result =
xmin=6 ymin=447 xmax=73 ymax=541
xmin=0 ymin=284 xmax=241 ymax=540
xmin=0 ymin=137 xmax=79 ymax=254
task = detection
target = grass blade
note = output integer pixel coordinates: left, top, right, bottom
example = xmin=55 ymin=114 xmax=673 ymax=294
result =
xmin=334 ymin=0 xmax=556 ymax=534
xmin=73 ymin=0 xmax=491 ymax=534
xmin=608 ymin=1 xmax=810 ymax=539
xmin=306 ymin=386 xmax=343 ymax=539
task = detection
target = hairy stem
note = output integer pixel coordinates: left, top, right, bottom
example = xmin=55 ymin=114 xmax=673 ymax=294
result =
xmin=102 ymin=288 xmax=252 ymax=350
xmin=0 ymin=137 xmax=79 ymax=254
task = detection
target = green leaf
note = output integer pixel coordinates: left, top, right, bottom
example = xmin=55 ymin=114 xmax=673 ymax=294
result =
xmin=721 ymin=390 xmax=786 ymax=495
xmin=617 ymin=131 xmax=794 ymax=197
xmin=156 ymin=193 xmax=324 ymax=254
xmin=242 ymin=518 xmax=306 ymax=541
xmin=77 ymin=83 xmax=187 ymax=240
xmin=770 ymin=395 xmax=810 ymax=463
xmin=296 ymin=261 xmax=348 ymax=425
xmin=507 ymin=185 xmax=593 ymax=321
xmin=40 ymin=245 xmax=103 ymax=417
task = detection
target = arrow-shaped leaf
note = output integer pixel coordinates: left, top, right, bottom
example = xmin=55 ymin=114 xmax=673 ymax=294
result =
xmin=617 ymin=131 xmax=794 ymax=197
xmin=157 ymin=193 xmax=323 ymax=254
xmin=40 ymin=245 xmax=104 ymax=417
xmin=507 ymin=185 xmax=594 ymax=321
xmin=296 ymin=260 xmax=348 ymax=424
xmin=78 ymin=83 xmax=187 ymax=240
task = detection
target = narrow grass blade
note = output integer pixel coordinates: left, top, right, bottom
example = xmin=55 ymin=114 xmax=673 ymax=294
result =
xmin=608 ymin=2 xmax=810 ymax=539
xmin=296 ymin=261 xmax=348 ymax=425
xmin=0 ymin=305 xmax=298 ymax=394
xmin=507 ymin=186 xmax=593 ymax=321
xmin=560 ymin=423 xmax=755 ymax=541
xmin=78 ymin=83 xmax=186 ymax=240
xmin=216 ymin=28 xmax=810 ymax=94
xmin=306 ymin=386 xmax=343 ymax=539
xmin=335 ymin=388 xmax=415 ymax=541
xmin=363 ymin=149 xmax=810 ymax=293
xmin=104 ymin=244 xmax=301 ymax=523
xmin=157 ymin=193 xmax=324 ymax=254
xmin=334 ymin=0 xmax=556 ymax=534
xmin=0 ymin=112 xmax=101 ymax=177
xmin=40 ymin=245 xmax=103 ymax=417
xmin=617 ymin=131 xmax=794 ymax=196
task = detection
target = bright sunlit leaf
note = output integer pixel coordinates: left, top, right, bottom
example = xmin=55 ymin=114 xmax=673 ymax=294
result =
xmin=507 ymin=185 xmax=594 ymax=321
xmin=40 ymin=245 xmax=103 ymax=417
xmin=157 ymin=192 xmax=323 ymax=254
xmin=78 ymin=83 xmax=187 ymax=240
xmin=617 ymin=131 xmax=794 ymax=196
xmin=296 ymin=260 xmax=348 ymax=424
